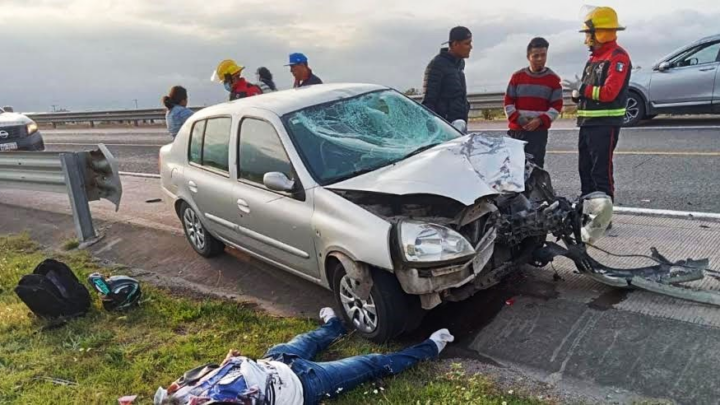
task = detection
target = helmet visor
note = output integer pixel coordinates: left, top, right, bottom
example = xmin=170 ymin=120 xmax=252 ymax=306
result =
xmin=579 ymin=5 xmax=598 ymax=32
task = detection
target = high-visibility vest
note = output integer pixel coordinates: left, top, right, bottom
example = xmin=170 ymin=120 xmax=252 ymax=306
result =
xmin=577 ymin=41 xmax=632 ymax=127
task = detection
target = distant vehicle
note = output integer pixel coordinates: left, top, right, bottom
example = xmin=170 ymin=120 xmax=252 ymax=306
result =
xmin=0 ymin=107 xmax=44 ymax=151
xmin=626 ymin=34 xmax=720 ymax=126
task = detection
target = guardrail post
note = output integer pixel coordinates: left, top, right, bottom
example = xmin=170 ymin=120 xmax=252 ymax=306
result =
xmin=59 ymin=153 xmax=97 ymax=242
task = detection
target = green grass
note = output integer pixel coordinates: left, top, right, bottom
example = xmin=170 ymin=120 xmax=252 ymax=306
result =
xmin=62 ymin=238 xmax=80 ymax=251
xmin=0 ymin=233 xmax=541 ymax=404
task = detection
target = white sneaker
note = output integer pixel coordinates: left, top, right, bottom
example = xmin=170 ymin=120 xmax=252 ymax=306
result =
xmin=319 ymin=307 xmax=337 ymax=324
xmin=430 ymin=328 xmax=455 ymax=353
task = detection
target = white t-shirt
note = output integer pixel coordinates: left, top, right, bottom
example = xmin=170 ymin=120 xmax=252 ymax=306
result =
xmin=156 ymin=357 xmax=304 ymax=405
xmin=257 ymin=360 xmax=304 ymax=405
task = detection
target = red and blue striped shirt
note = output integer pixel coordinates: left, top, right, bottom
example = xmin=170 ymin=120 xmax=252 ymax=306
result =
xmin=503 ymin=67 xmax=563 ymax=131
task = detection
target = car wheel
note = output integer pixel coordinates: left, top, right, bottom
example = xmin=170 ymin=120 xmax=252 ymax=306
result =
xmin=623 ymin=92 xmax=645 ymax=127
xmin=331 ymin=263 xmax=423 ymax=343
xmin=180 ymin=201 xmax=224 ymax=257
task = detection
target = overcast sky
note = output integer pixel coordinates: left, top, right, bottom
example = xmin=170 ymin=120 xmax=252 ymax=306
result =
xmin=2 ymin=0 xmax=719 ymax=112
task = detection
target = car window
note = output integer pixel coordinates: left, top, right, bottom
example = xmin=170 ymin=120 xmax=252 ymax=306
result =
xmin=201 ymin=118 xmax=232 ymax=172
xmin=238 ymin=118 xmax=294 ymax=185
xmin=674 ymin=42 xmax=720 ymax=67
xmin=189 ymin=120 xmax=205 ymax=165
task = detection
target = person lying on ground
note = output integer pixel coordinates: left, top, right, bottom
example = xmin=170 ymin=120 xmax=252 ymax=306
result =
xmin=154 ymin=307 xmax=454 ymax=405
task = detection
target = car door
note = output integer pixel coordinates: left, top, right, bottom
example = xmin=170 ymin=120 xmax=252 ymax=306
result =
xmin=229 ymin=115 xmax=320 ymax=279
xmin=183 ymin=117 xmax=238 ymax=242
xmin=649 ymin=41 xmax=720 ymax=107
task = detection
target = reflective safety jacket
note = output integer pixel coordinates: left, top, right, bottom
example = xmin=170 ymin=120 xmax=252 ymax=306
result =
xmin=575 ymin=40 xmax=632 ymax=127
xmin=230 ymin=78 xmax=262 ymax=101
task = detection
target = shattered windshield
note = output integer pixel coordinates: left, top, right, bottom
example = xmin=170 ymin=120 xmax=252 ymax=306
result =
xmin=283 ymin=90 xmax=460 ymax=185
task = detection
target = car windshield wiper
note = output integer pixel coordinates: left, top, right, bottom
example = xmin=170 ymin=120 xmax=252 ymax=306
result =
xmin=400 ymin=143 xmax=442 ymax=161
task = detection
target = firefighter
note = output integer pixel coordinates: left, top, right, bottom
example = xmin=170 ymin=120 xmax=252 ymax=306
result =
xmin=211 ymin=59 xmax=262 ymax=101
xmin=564 ymin=6 xmax=631 ymax=202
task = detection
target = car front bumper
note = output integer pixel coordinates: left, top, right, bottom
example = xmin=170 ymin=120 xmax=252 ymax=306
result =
xmin=0 ymin=131 xmax=45 ymax=151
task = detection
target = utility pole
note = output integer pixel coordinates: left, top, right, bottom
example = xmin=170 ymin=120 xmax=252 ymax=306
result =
xmin=133 ymin=99 xmax=138 ymax=109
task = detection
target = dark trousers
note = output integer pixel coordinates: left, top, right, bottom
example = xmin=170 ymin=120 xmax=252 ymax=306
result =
xmin=508 ymin=130 xmax=549 ymax=168
xmin=578 ymin=126 xmax=620 ymax=200
xmin=264 ymin=318 xmax=438 ymax=405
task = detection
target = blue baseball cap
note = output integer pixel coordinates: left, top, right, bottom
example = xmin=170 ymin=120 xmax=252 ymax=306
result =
xmin=286 ymin=53 xmax=308 ymax=66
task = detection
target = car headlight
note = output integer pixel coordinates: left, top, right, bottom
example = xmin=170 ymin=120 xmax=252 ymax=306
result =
xmin=26 ymin=122 xmax=38 ymax=135
xmin=399 ymin=220 xmax=475 ymax=264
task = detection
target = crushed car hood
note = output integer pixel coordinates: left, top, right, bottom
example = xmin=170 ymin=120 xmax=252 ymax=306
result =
xmin=328 ymin=133 xmax=527 ymax=205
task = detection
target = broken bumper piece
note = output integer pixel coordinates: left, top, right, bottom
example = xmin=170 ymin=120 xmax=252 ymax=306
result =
xmin=537 ymin=242 xmax=720 ymax=307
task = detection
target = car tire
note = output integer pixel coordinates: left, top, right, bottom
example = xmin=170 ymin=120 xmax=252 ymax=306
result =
xmin=331 ymin=263 xmax=423 ymax=343
xmin=623 ymin=92 xmax=645 ymax=127
xmin=180 ymin=201 xmax=225 ymax=258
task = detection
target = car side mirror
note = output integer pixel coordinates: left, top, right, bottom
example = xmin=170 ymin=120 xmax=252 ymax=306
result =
xmin=263 ymin=172 xmax=295 ymax=192
xmin=658 ymin=62 xmax=671 ymax=72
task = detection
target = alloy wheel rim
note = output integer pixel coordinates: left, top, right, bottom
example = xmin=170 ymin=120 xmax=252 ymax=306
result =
xmin=339 ymin=275 xmax=378 ymax=333
xmin=183 ymin=208 xmax=206 ymax=250
xmin=625 ymin=97 xmax=639 ymax=123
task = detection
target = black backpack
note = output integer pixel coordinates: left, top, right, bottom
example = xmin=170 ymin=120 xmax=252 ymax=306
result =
xmin=14 ymin=259 xmax=91 ymax=319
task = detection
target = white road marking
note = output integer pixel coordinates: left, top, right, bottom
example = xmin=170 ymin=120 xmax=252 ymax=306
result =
xmin=119 ymin=171 xmax=161 ymax=179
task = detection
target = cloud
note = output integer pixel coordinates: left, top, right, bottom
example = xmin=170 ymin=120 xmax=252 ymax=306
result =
xmin=0 ymin=1 xmax=718 ymax=112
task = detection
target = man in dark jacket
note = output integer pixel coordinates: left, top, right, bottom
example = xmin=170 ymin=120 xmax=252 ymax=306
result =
xmin=287 ymin=53 xmax=323 ymax=88
xmin=422 ymin=26 xmax=472 ymax=124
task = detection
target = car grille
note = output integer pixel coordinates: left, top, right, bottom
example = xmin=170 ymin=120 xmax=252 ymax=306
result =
xmin=0 ymin=125 xmax=26 ymax=140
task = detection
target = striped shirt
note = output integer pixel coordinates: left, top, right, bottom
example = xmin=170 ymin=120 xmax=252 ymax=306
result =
xmin=503 ymin=67 xmax=563 ymax=131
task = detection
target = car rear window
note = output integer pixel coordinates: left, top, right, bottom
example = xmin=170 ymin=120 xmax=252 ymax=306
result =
xmin=189 ymin=120 xmax=205 ymax=165
xmin=202 ymin=118 xmax=232 ymax=172
xmin=188 ymin=117 xmax=232 ymax=173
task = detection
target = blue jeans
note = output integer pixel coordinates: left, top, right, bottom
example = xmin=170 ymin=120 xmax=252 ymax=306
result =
xmin=263 ymin=318 xmax=439 ymax=405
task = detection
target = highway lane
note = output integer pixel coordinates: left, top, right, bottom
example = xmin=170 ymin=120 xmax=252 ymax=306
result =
xmin=40 ymin=124 xmax=720 ymax=212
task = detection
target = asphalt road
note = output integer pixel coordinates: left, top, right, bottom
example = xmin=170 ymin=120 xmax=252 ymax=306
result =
xmin=41 ymin=120 xmax=720 ymax=213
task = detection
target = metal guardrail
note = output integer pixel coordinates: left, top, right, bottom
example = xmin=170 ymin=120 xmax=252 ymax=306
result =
xmin=410 ymin=90 xmax=575 ymax=114
xmin=0 ymin=145 xmax=123 ymax=242
xmin=26 ymin=107 xmax=205 ymax=128
xmin=26 ymin=91 xmax=576 ymax=126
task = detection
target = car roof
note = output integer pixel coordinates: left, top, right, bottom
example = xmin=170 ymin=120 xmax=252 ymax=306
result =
xmin=192 ymin=83 xmax=388 ymax=119
xmin=696 ymin=33 xmax=720 ymax=44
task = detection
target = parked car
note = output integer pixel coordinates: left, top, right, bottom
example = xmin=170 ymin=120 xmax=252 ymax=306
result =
xmin=160 ymin=84 xmax=600 ymax=342
xmin=0 ymin=107 xmax=45 ymax=151
xmin=626 ymin=33 xmax=720 ymax=126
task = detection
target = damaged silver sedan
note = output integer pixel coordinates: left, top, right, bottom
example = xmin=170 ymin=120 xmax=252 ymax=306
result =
xmin=160 ymin=84 xmax=714 ymax=343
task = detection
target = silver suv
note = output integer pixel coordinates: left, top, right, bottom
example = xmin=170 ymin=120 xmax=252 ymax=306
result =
xmin=160 ymin=84 xmax=605 ymax=342
xmin=626 ymin=34 xmax=720 ymax=126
